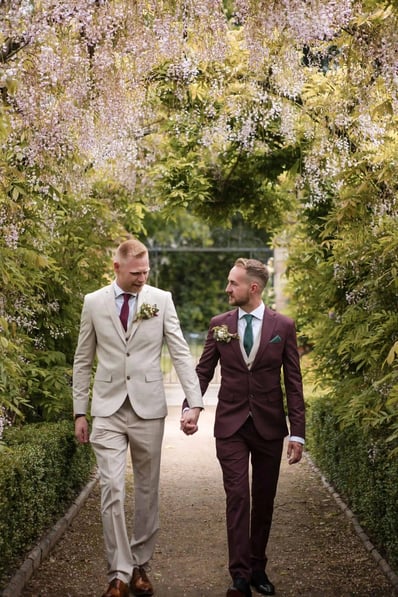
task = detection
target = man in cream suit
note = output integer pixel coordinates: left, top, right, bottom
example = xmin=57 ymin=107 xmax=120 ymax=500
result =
xmin=73 ymin=238 xmax=203 ymax=597
xmin=182 ymin=258 xmax=305 ymax=597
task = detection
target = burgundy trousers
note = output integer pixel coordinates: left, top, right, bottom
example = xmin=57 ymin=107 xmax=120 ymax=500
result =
xmin=216 ymin=416 xmax=284 ymax=581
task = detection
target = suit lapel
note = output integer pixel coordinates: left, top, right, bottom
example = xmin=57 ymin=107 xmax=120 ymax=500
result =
xmin=223 ymin=309 xmax=245 ymax=362
xmin=104 ymin=286 xmax=127 ymax=342
xmin=128 ymin=285 xmax=150 ymax=340
xmin=105 ymin=284 xmax=151 ymax=342
xmin=251 ymin=307 xmax=278 ymax=367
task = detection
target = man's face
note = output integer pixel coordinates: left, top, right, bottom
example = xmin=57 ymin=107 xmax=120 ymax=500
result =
xmin=225 ymin=265 xmax=251 ymax=307
xmin=114 ymin=253 xmax=150 ymax=293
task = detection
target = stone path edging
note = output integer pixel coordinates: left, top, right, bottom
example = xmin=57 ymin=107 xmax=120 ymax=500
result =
xmin=2 ymin=470 xmax=100 ymax=597
xmin=304 ymin=453 xmax=398 ymax=592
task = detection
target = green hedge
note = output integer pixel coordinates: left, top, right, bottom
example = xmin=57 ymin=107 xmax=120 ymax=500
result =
xmin=0 ymin=420 xmax=96 ymax=586
xmin=308 ymin=395 xmax=398 ymax=572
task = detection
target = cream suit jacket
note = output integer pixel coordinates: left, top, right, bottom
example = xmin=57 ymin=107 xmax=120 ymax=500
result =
xmin=73 ymin=283 xmax=203 ymax=418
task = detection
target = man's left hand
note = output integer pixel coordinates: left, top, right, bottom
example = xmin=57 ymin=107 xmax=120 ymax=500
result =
xmin=287 ymin=441 xmax=303 ymax=465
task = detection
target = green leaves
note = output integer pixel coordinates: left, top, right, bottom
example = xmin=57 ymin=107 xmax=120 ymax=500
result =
xmin=281 ymin=2 xmax=398 ymax=448
xmin=0 ymin=158 xmax=147 ymax=423
xmin=386 ymin=342 xmax=398 ymax=367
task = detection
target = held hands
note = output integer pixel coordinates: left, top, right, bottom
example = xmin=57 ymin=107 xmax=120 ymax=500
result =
xmin=180 ymin=407 xmax=201 ymax=436
xmin=287 ymin=441 xmax=303 ymax=465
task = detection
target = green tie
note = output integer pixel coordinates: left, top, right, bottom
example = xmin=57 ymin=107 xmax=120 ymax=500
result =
xmin=243 ymin=314 xmax=254 ymax=356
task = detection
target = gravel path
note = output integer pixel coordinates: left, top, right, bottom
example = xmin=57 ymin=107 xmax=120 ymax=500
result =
xmin=14 ymin=402 xmax=398 ymax=596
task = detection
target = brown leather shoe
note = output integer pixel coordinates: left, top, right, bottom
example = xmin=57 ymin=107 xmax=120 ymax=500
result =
xmin=101 ymin=578 xmax=129 ymax=597
xmin=130 ymin=566 xmax=154 ymax=596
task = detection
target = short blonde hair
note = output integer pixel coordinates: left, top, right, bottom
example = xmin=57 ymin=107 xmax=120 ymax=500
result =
xmin=115 ymin=238 xmax=148 ymax=262
xmin=234 ymin=257 xmax=269 ymax=290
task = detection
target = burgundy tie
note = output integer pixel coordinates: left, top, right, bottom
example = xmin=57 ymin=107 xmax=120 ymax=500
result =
xmin=120 ymin=293 xmax=130 ymax=331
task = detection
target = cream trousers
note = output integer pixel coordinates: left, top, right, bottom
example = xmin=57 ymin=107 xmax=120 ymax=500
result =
xmin=90 ymin=398 xmax=165 ymax=584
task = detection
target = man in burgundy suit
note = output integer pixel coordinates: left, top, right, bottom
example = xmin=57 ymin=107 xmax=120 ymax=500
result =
xmin=181 ymin=258 xmax=305 ymax=597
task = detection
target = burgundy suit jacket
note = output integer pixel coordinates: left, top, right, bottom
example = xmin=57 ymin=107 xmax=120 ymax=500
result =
xmin=196 ymin=306 xmax=305 ymax=441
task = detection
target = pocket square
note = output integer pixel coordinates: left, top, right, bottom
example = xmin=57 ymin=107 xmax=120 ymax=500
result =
xmin=270 ymin=335 xmax=282 ymax=343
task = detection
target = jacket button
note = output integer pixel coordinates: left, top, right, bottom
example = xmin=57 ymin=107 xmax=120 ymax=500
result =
xmin=126 ymin=353 xmax=130 ymax=357
xmin=127 ymin=376 xmax=131 ymax=380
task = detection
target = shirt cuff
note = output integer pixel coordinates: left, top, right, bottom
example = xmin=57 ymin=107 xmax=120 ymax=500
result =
xmin=290 ymin=435 xmax=305 ymax=444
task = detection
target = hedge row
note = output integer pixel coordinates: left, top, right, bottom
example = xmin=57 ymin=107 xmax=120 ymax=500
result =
xmin=308 ymin=395 xmax=398 ymax=572
xmin=0 ymin=420 xmax=96 ymax=587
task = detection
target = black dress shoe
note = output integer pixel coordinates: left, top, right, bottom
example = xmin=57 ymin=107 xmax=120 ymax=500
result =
xmin=226 ymin=577 xmax=252 ymax=597
xmin=250 ymin=570 xmax=275 ymax=595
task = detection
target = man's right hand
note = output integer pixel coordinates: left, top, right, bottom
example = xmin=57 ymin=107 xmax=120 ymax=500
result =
xmin=75 ymin=417 xmax=89 ymax=443
xmin=180 ymin=407 xmax=201 ymax=436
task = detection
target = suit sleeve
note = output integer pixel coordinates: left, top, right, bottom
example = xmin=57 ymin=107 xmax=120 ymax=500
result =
xmin=72 ymin=296 xmax=97 ymax=416
xmin=163 ymin=293 xmax=204 ymax=409
xmin=282 ymin=320 xmax=306 ymax=439
xmin=196 ymin=320 xmax=221 ymax=395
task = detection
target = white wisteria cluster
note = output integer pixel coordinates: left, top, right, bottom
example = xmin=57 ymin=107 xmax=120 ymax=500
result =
xmin=1 ymin=0 xmax=398 ymax=212
xmin=235 ymin=0 xmax=353 ymax=42
xmin=1 ymin=0 xmax=228 ymax=190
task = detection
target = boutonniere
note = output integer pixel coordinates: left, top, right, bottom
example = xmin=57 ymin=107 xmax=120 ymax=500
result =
xmin=212 ymin=324 xmax=239 ymax=343
xmin=134 ymin=303 xmax=159 ymax=321
xmin=270 ymin=335 xmax=282 ymax=344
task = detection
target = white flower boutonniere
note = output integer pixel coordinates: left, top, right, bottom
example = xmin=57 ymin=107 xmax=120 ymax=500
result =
xmin=134 ymin=303 xmax=159 ymax=321
xmin=212 ymin=324 xmax=239 ymax=343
